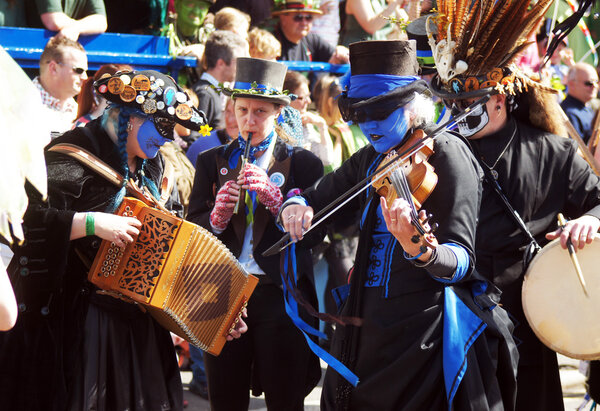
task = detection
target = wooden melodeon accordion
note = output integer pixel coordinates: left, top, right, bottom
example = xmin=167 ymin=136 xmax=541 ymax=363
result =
xmin=88 ymin=197 xmax=258 ymax=356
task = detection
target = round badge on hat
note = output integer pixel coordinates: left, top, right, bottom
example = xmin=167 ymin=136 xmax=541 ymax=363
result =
xmin=107 ymin=77 xmax=125 ymax=94
xmin=175 ymin=104 xmax=193 ymax=121
xmin=220 ymin=167 xmax=228 ymax=176
xmin=120 ymin=85 xmax=137 ymax=102
xmin=132 ymin=74 xmax=151 ymax=91
xmin=163 ymin=87 xmax=176 ymax=106
xmin=120 ymin=74 xmax=131 ymax=85
xmin=143 ymin=99 xmax=157 ymax=114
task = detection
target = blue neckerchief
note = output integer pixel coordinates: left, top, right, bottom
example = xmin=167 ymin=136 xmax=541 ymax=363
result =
xmin=237 ymin=130 xmax=275 ymax=163
xmin=228 ymin=130 xmax=276 ymax=169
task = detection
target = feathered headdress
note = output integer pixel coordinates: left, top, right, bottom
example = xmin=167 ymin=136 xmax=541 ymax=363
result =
xmin=429 ymin=0 xmax=555 ymax=99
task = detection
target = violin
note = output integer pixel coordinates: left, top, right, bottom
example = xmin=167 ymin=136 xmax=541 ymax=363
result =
xmin=372 ymin=129 xmax=439 ymax=251
xmin=262 ymin=95 xmax=490 ymax=257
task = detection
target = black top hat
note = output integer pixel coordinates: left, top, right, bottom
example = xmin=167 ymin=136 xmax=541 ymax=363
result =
xmin=349 ymin=40 xmax=420 ymax=77
xmin=223 ymin=57 xmax=292 ymax=106
xmin=94 ymin=70 xmax=207 ymax=136
xmin=406 ymin=15 xmax=437 ymax=75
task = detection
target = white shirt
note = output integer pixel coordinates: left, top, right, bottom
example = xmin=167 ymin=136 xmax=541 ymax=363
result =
xmin=236 ymin=135 xmax=277 ymax=275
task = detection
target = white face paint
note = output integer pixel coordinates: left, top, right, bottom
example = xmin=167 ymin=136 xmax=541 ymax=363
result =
xmin=454 ymin=103 xmax=489 ymax=137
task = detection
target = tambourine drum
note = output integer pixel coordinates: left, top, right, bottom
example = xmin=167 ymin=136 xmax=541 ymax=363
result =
xmin=522 ymin=236 xmax=600 ymax=360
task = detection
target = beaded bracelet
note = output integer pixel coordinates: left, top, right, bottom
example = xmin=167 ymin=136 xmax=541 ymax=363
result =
xmin=85 ymin=212 xmax=95 ymax=236
xmin=403 ymin=250 xmax=424 ymax=260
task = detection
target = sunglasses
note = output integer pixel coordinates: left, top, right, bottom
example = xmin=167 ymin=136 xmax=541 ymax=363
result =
xmin=56 ymin=61 xmax=87 ymax=75
xmin=293 ymin=14 xmax=313 ymax=22
xmin=441 ymin=98 xmax=474 ymax=110
xmin=583 ymin=80 xmax=599 ymax=87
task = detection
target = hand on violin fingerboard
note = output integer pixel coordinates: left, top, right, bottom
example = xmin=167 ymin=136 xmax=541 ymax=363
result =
xmin=380 ymin=197 xmax=434 ymax=262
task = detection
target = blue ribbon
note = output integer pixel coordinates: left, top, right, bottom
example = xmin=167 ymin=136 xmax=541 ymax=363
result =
xmin=443 ymin=287 xmax=486 ymax=409
xmin=233 ymin=81 xmax=281 ymax=94
xmin=282 ymin=244 xmax=360 ymax=387
xmin=347 ymin=74 xmax=420 ymax=98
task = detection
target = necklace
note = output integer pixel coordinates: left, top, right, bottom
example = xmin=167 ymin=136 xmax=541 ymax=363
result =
xmin=480 ymin=125 xmax=517 ymax=180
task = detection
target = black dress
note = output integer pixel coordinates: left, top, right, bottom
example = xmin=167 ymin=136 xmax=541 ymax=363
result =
xmin=0 ymin=119 xmax=184 ymax=411
xmin=470 ymin=117 xmax=600 ymax=411
xmin=306 ymin=131 xmax=518 ymax=410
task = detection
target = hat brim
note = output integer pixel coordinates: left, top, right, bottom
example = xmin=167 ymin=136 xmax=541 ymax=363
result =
xmin=272 ymin=9 xmax=323 ymax=16
xmin=429 ymin=74 xmax=497 ymax=100
xmin=226 ymin=90 xmax=291 ymax=106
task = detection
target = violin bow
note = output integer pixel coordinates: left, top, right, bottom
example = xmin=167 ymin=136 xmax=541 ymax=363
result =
xmin=233 ymin=132 xmax=253 ymax=214
xmin=262 ymin=95 xmax=490 ymax=257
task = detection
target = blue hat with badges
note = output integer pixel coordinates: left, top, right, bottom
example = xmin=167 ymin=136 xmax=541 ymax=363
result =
xmin=94 ymin=69 xmax=207 ymax=139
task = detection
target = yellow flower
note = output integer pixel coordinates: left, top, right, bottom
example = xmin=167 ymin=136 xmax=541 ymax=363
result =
xmin=199 ymin=124 xmax=213 ymax=137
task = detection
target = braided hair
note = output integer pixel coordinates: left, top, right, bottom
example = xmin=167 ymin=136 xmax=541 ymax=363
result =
xmin=104 ymin=105 xmax=161 ymax=212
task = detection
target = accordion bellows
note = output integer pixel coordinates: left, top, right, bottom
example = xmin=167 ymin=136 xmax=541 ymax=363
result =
xmin=89 ymin=197 xmax=258 ymax=356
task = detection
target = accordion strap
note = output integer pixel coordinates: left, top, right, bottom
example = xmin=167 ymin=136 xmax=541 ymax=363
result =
xmin=48 ymin=143 xmax=171 ymax=213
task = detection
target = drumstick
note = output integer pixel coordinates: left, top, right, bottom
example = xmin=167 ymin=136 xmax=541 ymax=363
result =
xmin=233 ymin=132 xmax=253 ymax=214
xmin=557 ymin=213 xmax=589 ymax=297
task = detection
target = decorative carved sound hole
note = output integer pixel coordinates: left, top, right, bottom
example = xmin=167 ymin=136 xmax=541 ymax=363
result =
xmin=118 ymin=213 xmax=177 ymax=298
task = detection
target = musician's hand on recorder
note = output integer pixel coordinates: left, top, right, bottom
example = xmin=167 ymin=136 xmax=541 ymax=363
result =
xmin=281 ymin=204 xmax=313 ymax=242
xmin=210 ymin=180 xmax=241 ymax=231
xmin=546 ymin=215 xmax=600 ymax=250
xmin=226 ymin=308 xmax=248 ymax=341
xmin=94 ymin=212 xmax=142 ymax=249
xmin=242 ymin=163 xmax=283 ymax=216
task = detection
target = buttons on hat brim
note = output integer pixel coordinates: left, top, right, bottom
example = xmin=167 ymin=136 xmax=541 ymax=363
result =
xmin=94 ymin=70 xmax=206 ymax=130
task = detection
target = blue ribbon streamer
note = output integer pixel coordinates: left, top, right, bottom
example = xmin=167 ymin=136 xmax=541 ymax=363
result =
xmin=443 ymin=287 xmax=486 ymax=408
xmin=282 ymin=244 xmax=360 ymax=387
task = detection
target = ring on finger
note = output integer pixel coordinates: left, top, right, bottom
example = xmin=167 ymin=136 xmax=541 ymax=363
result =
xmin=287 ymin=214 xmax=296 ymax=221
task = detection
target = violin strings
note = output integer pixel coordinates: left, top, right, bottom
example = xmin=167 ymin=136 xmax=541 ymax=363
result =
xmin=390 ymin=165 xmax=427 ymax=236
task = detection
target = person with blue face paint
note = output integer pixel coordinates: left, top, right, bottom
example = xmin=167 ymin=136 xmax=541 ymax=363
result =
xmin=0 ymin=69 xmax=251 ymax=411
xmin=279 ymin=40 xmax=519 ymax=410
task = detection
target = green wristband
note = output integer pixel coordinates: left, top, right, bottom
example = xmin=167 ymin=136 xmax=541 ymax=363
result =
xmin=85 ymin=212 xmax=95 ymax=236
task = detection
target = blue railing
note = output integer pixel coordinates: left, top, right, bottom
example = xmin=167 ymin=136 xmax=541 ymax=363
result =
xmin=0 ymin=26 xmax=349 ymax=75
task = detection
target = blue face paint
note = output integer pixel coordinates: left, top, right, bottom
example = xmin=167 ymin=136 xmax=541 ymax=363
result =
xmin=137 ymin=118 xmax=170 ymax=158
xmin=358 ymin=107 xmax=409 ymax=153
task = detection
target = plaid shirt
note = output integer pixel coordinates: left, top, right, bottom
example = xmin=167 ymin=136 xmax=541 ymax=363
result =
xmin=33 ymin=76 xmax=78 ymax=134
xmin=33 ymin=76 xmax=77 ymax=115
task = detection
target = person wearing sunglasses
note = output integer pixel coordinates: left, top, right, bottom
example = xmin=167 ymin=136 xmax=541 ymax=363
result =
xmin=281 ymin=39 xmax=517 ymax=410
xmin=272 ymin=0 xmax=349 ymax=65
xmin=33 ymin=36 xmax=88 ymax=135
xmin=428 ymin=0 xmax=600 ymax=408
xmin=561 ymin=62 xmax=599 ymax=144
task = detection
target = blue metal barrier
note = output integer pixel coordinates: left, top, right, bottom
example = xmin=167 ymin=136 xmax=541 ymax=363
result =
xmin=282 ymin=60 xmax=349 ymax=74
xmin=0 ymin=27 xmax=350 ymax=75
xmin=0 ymin=26 xmax=196 ymax=74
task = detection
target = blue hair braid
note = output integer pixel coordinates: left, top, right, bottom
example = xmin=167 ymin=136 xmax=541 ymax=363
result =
xmin=105 ymin=105 xmax=165 ymax=211
xmin=140 ymin=159 xmax=161 ymax=200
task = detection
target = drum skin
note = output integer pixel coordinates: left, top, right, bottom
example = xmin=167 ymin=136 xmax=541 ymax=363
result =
xmin=522 ymin=236 xmax=600 ymax=360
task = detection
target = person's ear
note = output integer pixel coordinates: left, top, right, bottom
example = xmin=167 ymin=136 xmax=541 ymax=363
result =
xmin=493 ymin=93 xmax=506 ymax=108
xmin=47 ymin=60 xmax=59 ymax=76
